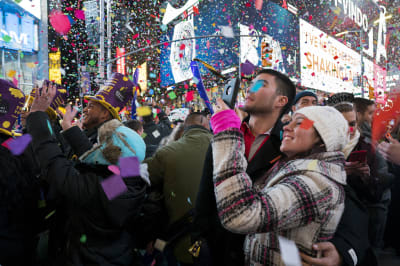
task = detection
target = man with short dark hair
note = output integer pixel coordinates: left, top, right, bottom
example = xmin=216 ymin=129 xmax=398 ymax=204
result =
xmin=124 ymin=119 xmax=144 ymax=136
xmin=142 ymin=113 xmax=172 ymax=158
xmin=60 ymin=73 xmax=135 ymax=158
xmin=292 ymin=90 xmax=318 ymax=112
xmin=353 ymin=98 xmax=376 ymax=129
xmin=192 ymin=69 xmax=295 ymax=265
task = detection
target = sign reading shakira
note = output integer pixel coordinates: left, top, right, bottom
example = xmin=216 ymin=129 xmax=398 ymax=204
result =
xmin=300 ymin=19 xmax=361 ymax=94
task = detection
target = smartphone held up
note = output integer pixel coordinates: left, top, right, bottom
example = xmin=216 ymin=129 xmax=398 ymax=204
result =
xmin=222 ymin=77 xmax=240 ymax=109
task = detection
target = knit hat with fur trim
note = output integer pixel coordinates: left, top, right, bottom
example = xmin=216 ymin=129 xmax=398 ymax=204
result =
xmin=80 ymin=119 xmax=146 ymax=165
xmin=296 ymin=106 xmax=349 ymax=152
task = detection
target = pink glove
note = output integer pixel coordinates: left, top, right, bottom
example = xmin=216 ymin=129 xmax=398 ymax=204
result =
xmin=211 ymin=109 xmax=241 ymax=134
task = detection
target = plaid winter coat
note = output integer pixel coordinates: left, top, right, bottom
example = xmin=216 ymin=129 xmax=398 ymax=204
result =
xmin=212 ymin=129 xmax=346 ymax=266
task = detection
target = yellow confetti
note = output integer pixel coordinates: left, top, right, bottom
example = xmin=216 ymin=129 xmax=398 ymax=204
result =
xmin=26 ymin=62 xmax=36 ymax=68
xmin=160 ymin=8 xmax=166 ymax=13
xmin=45 ymin=210 xmax=56 ymax=220
xmin=281 ymin=46 xmax=287 ymax=50
xmin=136 ymin=106 xmax=152 ymax=117
xmin=57 ymin=106 xmax=66 ymax=115
xmin=7 ymin=70 xmax=16 ymax=78
xmin=307 ymin=160 xmax=318 ymax=171
xmin=333 ymin=7 xmax=341 ymax=15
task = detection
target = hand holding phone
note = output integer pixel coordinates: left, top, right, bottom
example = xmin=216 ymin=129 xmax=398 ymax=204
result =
xmin=347 ymin=150 xmax=367 ymax=163
xmin=222 ymin=78 xmax=240 ymax=109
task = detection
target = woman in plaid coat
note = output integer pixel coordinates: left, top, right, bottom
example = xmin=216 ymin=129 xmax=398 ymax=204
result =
xmin=210 ymin=102 xmax=350 ymax=265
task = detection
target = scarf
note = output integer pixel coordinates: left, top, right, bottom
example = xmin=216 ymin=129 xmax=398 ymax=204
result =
xmin=342 ymin=129 xmax=360 ymax=159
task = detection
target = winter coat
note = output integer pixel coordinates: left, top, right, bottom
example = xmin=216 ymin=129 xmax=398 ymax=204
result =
xmin=331 ymin=185 xmax=375 ymax=266
xmin=145 ymin=125 xmax=212 ymax=263
xmin=26 ymin=111 xmax=147 ymax=265
xmin=347 ymin=135 xmax=394 ymax=203
xmin=61 ymin=122 xmax=106 ymax=159
xmin=192 ymin=119 xmax=284 ymax=265
xmin=143 ymin=121 xmax=171 ymax=158
xmin=212 ymin=129 xmax=346 ymax=265
xmin=0 ymin=133 xmax=41 ymax=265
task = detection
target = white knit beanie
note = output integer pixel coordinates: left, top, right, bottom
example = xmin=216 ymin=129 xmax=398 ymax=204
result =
xmin=296 ymin=106 xmax=349 ymax=152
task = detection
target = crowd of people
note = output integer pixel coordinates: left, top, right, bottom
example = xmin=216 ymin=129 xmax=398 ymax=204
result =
xmin=1 ymin=69 xmax=400 ymax=266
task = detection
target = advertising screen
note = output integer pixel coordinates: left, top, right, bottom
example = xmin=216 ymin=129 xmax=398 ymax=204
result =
xmin=239 ymin=1 xmax=299 ymax=80
xmin=0 ymin=10 xmax=37 ymax=52
xmin=160 ymin=0 xmax=238 ymax=88
xmin=160 ymin=0 xmax=299 ymax=87
xmin=15 ymin=0 xmax=41 ymax=19
xmin=300 ymin=19 xmax=363 ymax=94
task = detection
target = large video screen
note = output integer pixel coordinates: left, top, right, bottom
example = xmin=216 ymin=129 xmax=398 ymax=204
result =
xmin=160 ymin=0 xmax=299 ymax=87
xmin=299 ymin=19 xmax=380 ymax=95
xmin=239 ymin=1 xmax=299 ymax=80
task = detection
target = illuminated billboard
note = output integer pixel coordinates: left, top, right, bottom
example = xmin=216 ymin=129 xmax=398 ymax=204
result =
xmin=300 ymin=19 xmax=363 ymax=93
xmin=49 ymin=51 xmax=61 ymax=84
xmin=0 ymin=10 xmax=38 ymax=52
xmin=160 ymin=0 xmax=298 ymax=87
xmin=15 ymin=0 xmax=41 ymax=19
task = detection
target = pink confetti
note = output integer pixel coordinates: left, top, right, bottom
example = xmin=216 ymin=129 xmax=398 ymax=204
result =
xmin=132 ymin=33 xmax=139 ymax=39
xmin=108 ymin=165 xmax=120 ymax=175
xmin=186 ymin=91 xmax=194 ymax=102
xmin=49 ymin=10 xmax=71 ymax=35
xmin=12 ymin=77 xmax=18 ymax=87
xmin=255 ymin=0 xmax=263 ymax=10
xmin=74 ymin=9 xmax=85 ymax=20
xmin=262 ymin=26 xmax=267 ymax=32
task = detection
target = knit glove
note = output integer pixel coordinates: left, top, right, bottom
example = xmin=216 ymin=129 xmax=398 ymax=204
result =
xmin=210 ymin=109 xmax=241 ymax=135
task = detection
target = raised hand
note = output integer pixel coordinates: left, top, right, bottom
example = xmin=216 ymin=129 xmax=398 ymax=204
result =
xmin=30 ymin=81 xmax=57 ymax=113
xmin=59 ymin=104 xmax=79 ymax=131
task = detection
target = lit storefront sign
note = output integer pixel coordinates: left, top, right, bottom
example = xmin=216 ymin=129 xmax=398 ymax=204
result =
xmin=116 ymin=47 xmax=126 ymax=75
xmin=49 ymin=51 xmax=62 ymax=84
xmin=133 ymin=62 xmax=147 ymax=94
xmin=373 ymin=64 xmax=387 ymax=104
xmin=0 ymin=9 xmax=38 ymax=52
xmin=300 ymin=19 xmax=362 ymax=93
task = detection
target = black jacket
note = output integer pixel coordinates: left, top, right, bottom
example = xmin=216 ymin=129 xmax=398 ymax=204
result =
xmin=27 ymin=112 xmax=147 ymax=265
xmin=331 ymin=185 xmax=376 ymax=266
xmin=192 ymin=118 xmax=284 ymax=265
xmin=143 ymin=121 xmax=170 ymax=158
xmin=0 ymin=133 xmax=41 ymax=265
xmin=61 ymin=123 xmax=103 ymax=159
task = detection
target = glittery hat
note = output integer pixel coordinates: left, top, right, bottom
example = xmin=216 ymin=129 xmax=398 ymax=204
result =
xmin=0 ymin=79 xmax=25 ymax=136
xmin=84 ymin=73 xmax=136 ymax=121
xmin=26 ymin=81 xmax=68 ymax=120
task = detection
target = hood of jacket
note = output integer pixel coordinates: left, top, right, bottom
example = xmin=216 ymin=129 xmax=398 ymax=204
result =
xmin=80 ymin=119 xmax=146 ymax=165
xmin=266 ymin=151 xmax=347 ymax=187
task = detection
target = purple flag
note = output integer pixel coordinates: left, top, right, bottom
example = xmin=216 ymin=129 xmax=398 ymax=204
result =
xmin=101 ymin=174 xmax=127 ymax=200
xmin=119 ymin=156 xmax=140 ymax=178
xmin=2 ymin=134 xmax=32 ymax=156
